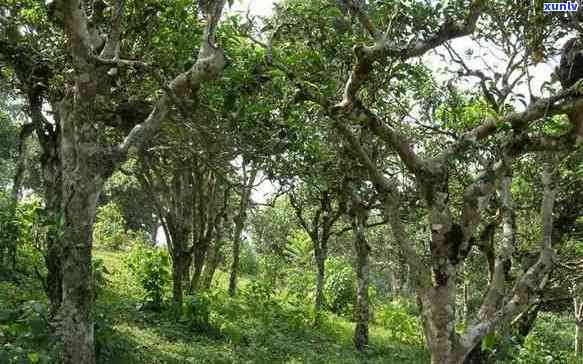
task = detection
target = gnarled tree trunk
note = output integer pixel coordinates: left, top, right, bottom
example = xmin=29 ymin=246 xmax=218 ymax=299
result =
xmin=55 ymin=89 xmax=109 ymax=364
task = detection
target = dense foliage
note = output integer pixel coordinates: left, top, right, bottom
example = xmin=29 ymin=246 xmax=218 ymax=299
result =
xmin=1 ymin=0 xmax=583 ymax=363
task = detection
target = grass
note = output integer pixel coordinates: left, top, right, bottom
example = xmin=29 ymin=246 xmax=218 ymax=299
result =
xmin=93 ymin=248 xmax=429 ymax=364
xmin=1 ymin=248 xmax=578 ymax=363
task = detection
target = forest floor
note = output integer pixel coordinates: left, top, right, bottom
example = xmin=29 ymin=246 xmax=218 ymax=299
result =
xmin=92 ymin=249 xmax=429 ymax=364
xmin=0 ymin=248 xmax=577 ymax=363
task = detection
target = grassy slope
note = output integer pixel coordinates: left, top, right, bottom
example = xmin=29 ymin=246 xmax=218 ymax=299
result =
xmin=94 ymin=249 xmax=429 ymax=364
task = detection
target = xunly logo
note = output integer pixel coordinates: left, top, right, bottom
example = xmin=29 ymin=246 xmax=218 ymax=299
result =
xmin=544 ymin=1 xmax=579 ymax=11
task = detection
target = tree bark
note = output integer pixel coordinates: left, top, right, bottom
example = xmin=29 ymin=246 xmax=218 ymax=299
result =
xmin=313 ymin=244 xmax=326 ymax=326
xmin=172 ymin=251 xmax=191 ymax=305
xmin=41 ymin=143 xmax=63 ymax=317
xmin=190 ymin=237 xmax=209 ymax=293
xmin=228 ymin=166 xmax=257 ymax=296
xmin=463 ymin=345 xmax=486 ymax=364
xmin=228 ymin=218 xmax=244 ymax=296
xmin=202 ymin=217 xmax=225 ymax=290
xmin=352 ymin=211 xmax=370 ymax=351
xmin=513 ymin=304 xmax=540 ymax=347
xmin=201 ymin=244 xmax=221 ymax=290
xmin=45 ymin=188 xmax=63 ymax=318
xmin=58 ymin=189 xmax=99 ymax=364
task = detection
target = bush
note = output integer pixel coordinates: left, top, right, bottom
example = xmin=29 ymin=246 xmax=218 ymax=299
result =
xmin=92 ymin=258 xmax=109 ymax=301
xmin=376 ymin=298 xmax=424 ymax=345
xmin=182 ymin=294 xmax=212 ymax=332
xmin=513 ymin=312 xmax=575 ymax=364
xmin=324 ymin=256 xmax=356 ymax=317
xmin=239 ymin=240 xmax=258 ymax=276
xmin=0 ymin=300 xmax=54 ymax=363
xmin=93 ymin=202 xmax=129 ymax=250
xmin=0 ymin=194 xmax=50 ymax=277
xmin=124 ymin=244 xmax=169 ymax=310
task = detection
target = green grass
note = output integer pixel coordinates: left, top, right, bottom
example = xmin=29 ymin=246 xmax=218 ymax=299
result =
xmin=2 ymin=248 xmax=579 ymax=363
xmin=93 ymin=248 xmax=429 ymax=364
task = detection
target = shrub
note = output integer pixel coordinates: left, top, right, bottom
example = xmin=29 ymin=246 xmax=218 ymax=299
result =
xmin=182 ymin=293 xmax=212 ymax=332
xmin=124 ymin=244 xmax=169 ymax=310
xmin=239 ymin=240 xmax=258 ymax=276
xmin=242 ymin=279 xmax=282 ymax=324
xmin=93 ymin=201 xmax=128 ymax=250
xmin=0 ymin=300 xmax=54 ymax=363
xmin=92 ymin=258 xmax=109 ymax=301
xmin=324 ymin=256 xmax=356 ymax=317
xmin=376 ymin=298 xmax=424 ymax=344
xmin=513 ymin=312 xmax=574 ymax=364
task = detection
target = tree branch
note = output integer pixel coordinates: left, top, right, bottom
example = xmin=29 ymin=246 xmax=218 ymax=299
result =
xmin=100 ymin=0 xmax=124 ymax=59
xmin=336 ymin=0 xmax=485 ymax=109
xmin=116 ymin=0 xmax=227 ymax=158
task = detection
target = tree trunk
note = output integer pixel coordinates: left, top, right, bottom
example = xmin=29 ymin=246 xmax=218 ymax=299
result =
xmin=56 ymin=159 xmax=103 ymax=364
xmin=228 ymin=168 xmax=256 ymax=296
xmin=513 ymin=304 xmax=540 ymax=347
xmin=190 ymin=238 xmax=209 ymax=293
xmin=46 ymin=234 xmax=63 ymax=318
xmin=44 ymin=177 xmax=63 ymax=318
xmin=172 ymin=251 xmax=191 ymax=305
xmin=201 ymin=249 xmax=220 ymax=290
xmin=314 ymin=244 xmax=326 ymax=327
xmin=419 ymin=281 xmax=466 ymax=364
xmin=53 ymin=66 xmax=111 ymax=363
xmin=575 ymin=296 xmax=583 ymax=358
xmin=353 ymin=213 xmax=370 ymax=351
xmin=463 ymin=345 xmax=486 ymax=364
xmin=228 ymin=220 xmax=243 ymax=296
xmin=202 ymin=222 xmax=224 ymax=290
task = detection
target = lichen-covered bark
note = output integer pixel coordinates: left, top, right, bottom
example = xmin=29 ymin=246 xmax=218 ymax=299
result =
xmin=56 ymin=91 xmax=105 ymax=364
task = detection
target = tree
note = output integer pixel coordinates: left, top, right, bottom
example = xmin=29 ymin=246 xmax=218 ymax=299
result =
xmin=289 ymin=185 xmax=343 ymax=325
xmin=228 ymin=159 xmax=258 ymax=296
xmin=345 ymin=181 xmax=372 ymax=351
xmin=2 ymin=0 xmax=228 ymax=361
xmin=258 ymin=0 xmax=583 ymax=361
